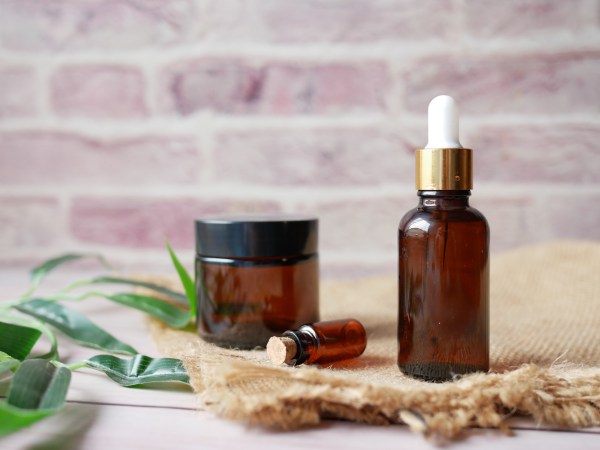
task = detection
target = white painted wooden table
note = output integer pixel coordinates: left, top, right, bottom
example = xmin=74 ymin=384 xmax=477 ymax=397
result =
xmin=1 ymin=271 xmax=598 ymax=450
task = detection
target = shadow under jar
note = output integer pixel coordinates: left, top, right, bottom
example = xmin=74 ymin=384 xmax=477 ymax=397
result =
xmin=195 ymin=215 xmax=320 ymax=349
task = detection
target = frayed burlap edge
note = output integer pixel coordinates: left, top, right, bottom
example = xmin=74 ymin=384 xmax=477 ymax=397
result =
xmin=143 ymin=241 xmax=600 ymax=439
xmin=147 ymin=318 xmax=600 ymax=439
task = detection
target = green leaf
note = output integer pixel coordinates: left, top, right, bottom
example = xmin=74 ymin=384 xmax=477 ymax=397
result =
xmin=0 ymin=351 xmax=19 ymax=375
xmin=84 ymin=354 xmax=190 ymax=387
xmin=0 ymin=313 xmax=59 ymax=361
xmin=15 ymin=299 xmax=137 ymax=355
xmin=85 ymin=276 xmax=188 ymax=305
xmin=0 ymin=321 xmax=42 ymax=360
xmin=166 ymin=242 xmax=196 ymax=320
xmin=0 ymin=403 xmax=54 ymax=437
xmin=29 ymin=253 xmax=109 ymax=291
xmin=7 ymin=359 xmax=71 ymax=410
xmin=103 ymin=292 xmax=189 ymax=328
xmin=0 ymin=359 xmax=69 ymax=436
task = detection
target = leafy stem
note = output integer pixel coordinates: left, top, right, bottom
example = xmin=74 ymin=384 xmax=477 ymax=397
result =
xmin=54 ymin=277 xmax=96 ymax=295
xmin=64 ymin=361 xmax=87 ymax=371
xmin=22 ymin=253 xmax=110 ymax=299
xmin=50 ymin=290 xmax=112 ymax=302
xmin=0 ymin=247 xmax=194 ymax=437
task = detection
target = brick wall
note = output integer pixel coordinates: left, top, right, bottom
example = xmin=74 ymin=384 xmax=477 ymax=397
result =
xmin=1 ymin=0 xmax=599 ymax=275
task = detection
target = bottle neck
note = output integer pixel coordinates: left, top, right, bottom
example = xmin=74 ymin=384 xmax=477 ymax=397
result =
xmin=417 ymin=190 xmax=471 ymax=209
xmin=283 ymin=326 xmax=318 ymax=365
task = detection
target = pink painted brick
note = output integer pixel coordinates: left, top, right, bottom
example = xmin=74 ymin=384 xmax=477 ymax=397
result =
xmin=0 ymin=132 xmax=200 ymax=186
xmin=0 ymin=66 xmax=37 ymax=118
xmin=70 ymin=197 xmax=281 ymax=248
xmin=538 ymin=193 xmax=600 ymax=241
xmin=470 ymin=195 xmax=535 ymax=252
xmin=51 ymin=65 xmax=146 ymax=118
xmin=213 ymin=128 xmax=413 ymax=186
xmin=0 ymin=196 xmax=62 ymax=249
xmin=303 ymin=196 xmax=414 ymax=254
xmin=199 ymin=0 xmax=456 ymax=42
xmin=161 ymin=59 xmax=388 ymax=115
xmin=465 ymin=124 xmax=600 ymax=184
xmin=308 ymin=194 xmax=536 ymax=256
xmin=464 ymin=0 xmax=588 ymax=38
xmin=0 ymin=0 xmax=195 ymax=51
xmin=403 ymin=52 xmax=600 ymax=115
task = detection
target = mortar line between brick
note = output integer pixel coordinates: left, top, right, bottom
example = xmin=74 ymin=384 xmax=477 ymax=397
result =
xmin=2 ymin=37 xmax=600 ymax=64
xmin=2 ymin=184 xmax=600 ymax=200
xmin=1 ymin=115 xmax=600 ymax=135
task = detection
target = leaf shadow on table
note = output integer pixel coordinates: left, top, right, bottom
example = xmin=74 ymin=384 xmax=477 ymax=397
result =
xmin=19 ymin=403 xmax=98 ymax=450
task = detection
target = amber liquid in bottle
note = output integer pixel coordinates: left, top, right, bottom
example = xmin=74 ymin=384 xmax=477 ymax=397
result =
xmin=197 ymin=255 xmax=319 ymax=349
xmin=278 ymin=319 xmax=367 ymax=365
xmin=398 ymin=190 xmax=489 ymax=382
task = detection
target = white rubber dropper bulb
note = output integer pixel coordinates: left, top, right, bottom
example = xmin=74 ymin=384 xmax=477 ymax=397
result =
xmin=425 ymin=95 xmax=462 ymax=149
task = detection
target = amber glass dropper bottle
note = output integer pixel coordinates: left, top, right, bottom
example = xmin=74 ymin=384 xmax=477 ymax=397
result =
xmin=397 ymin=95 xmax=489 ymax=382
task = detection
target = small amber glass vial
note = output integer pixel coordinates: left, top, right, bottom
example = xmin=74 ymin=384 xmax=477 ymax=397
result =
xmin=195 ymin=215 xmax=319 ymax=349
xmin=267 ymin=319 xmax=367 ymax=365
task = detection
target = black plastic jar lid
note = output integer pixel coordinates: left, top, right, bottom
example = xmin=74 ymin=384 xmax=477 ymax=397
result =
xmin=195 ymin=214 xmax=318 ymax=258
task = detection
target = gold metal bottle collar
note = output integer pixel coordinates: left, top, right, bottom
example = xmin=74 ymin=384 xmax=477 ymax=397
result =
xmin=415 ymin=148 xmax=473 ymax=191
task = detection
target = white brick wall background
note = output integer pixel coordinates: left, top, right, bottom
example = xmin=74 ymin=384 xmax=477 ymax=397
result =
xmin=0 ymin=0 xmax=599 ymax=276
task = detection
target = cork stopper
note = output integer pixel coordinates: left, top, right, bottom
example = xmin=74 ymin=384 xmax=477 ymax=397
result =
xmin=266 ymin=336 xmax=297 ymax=365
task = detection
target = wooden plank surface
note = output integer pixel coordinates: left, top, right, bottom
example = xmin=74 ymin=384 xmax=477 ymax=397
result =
xmin=1 ymin=270 xmax=598 ymax=450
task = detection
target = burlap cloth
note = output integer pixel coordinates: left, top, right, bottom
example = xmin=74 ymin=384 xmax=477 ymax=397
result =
xmin=147 ymin=241 xmax=600 ymax=438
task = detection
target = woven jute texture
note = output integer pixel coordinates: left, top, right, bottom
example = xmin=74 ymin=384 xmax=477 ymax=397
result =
xmin=147 ymin=241 xmax=600 ymax=438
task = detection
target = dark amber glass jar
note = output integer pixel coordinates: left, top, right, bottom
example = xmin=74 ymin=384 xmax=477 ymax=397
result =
xmin=195 ymin=215 xmax=320 ymax=349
